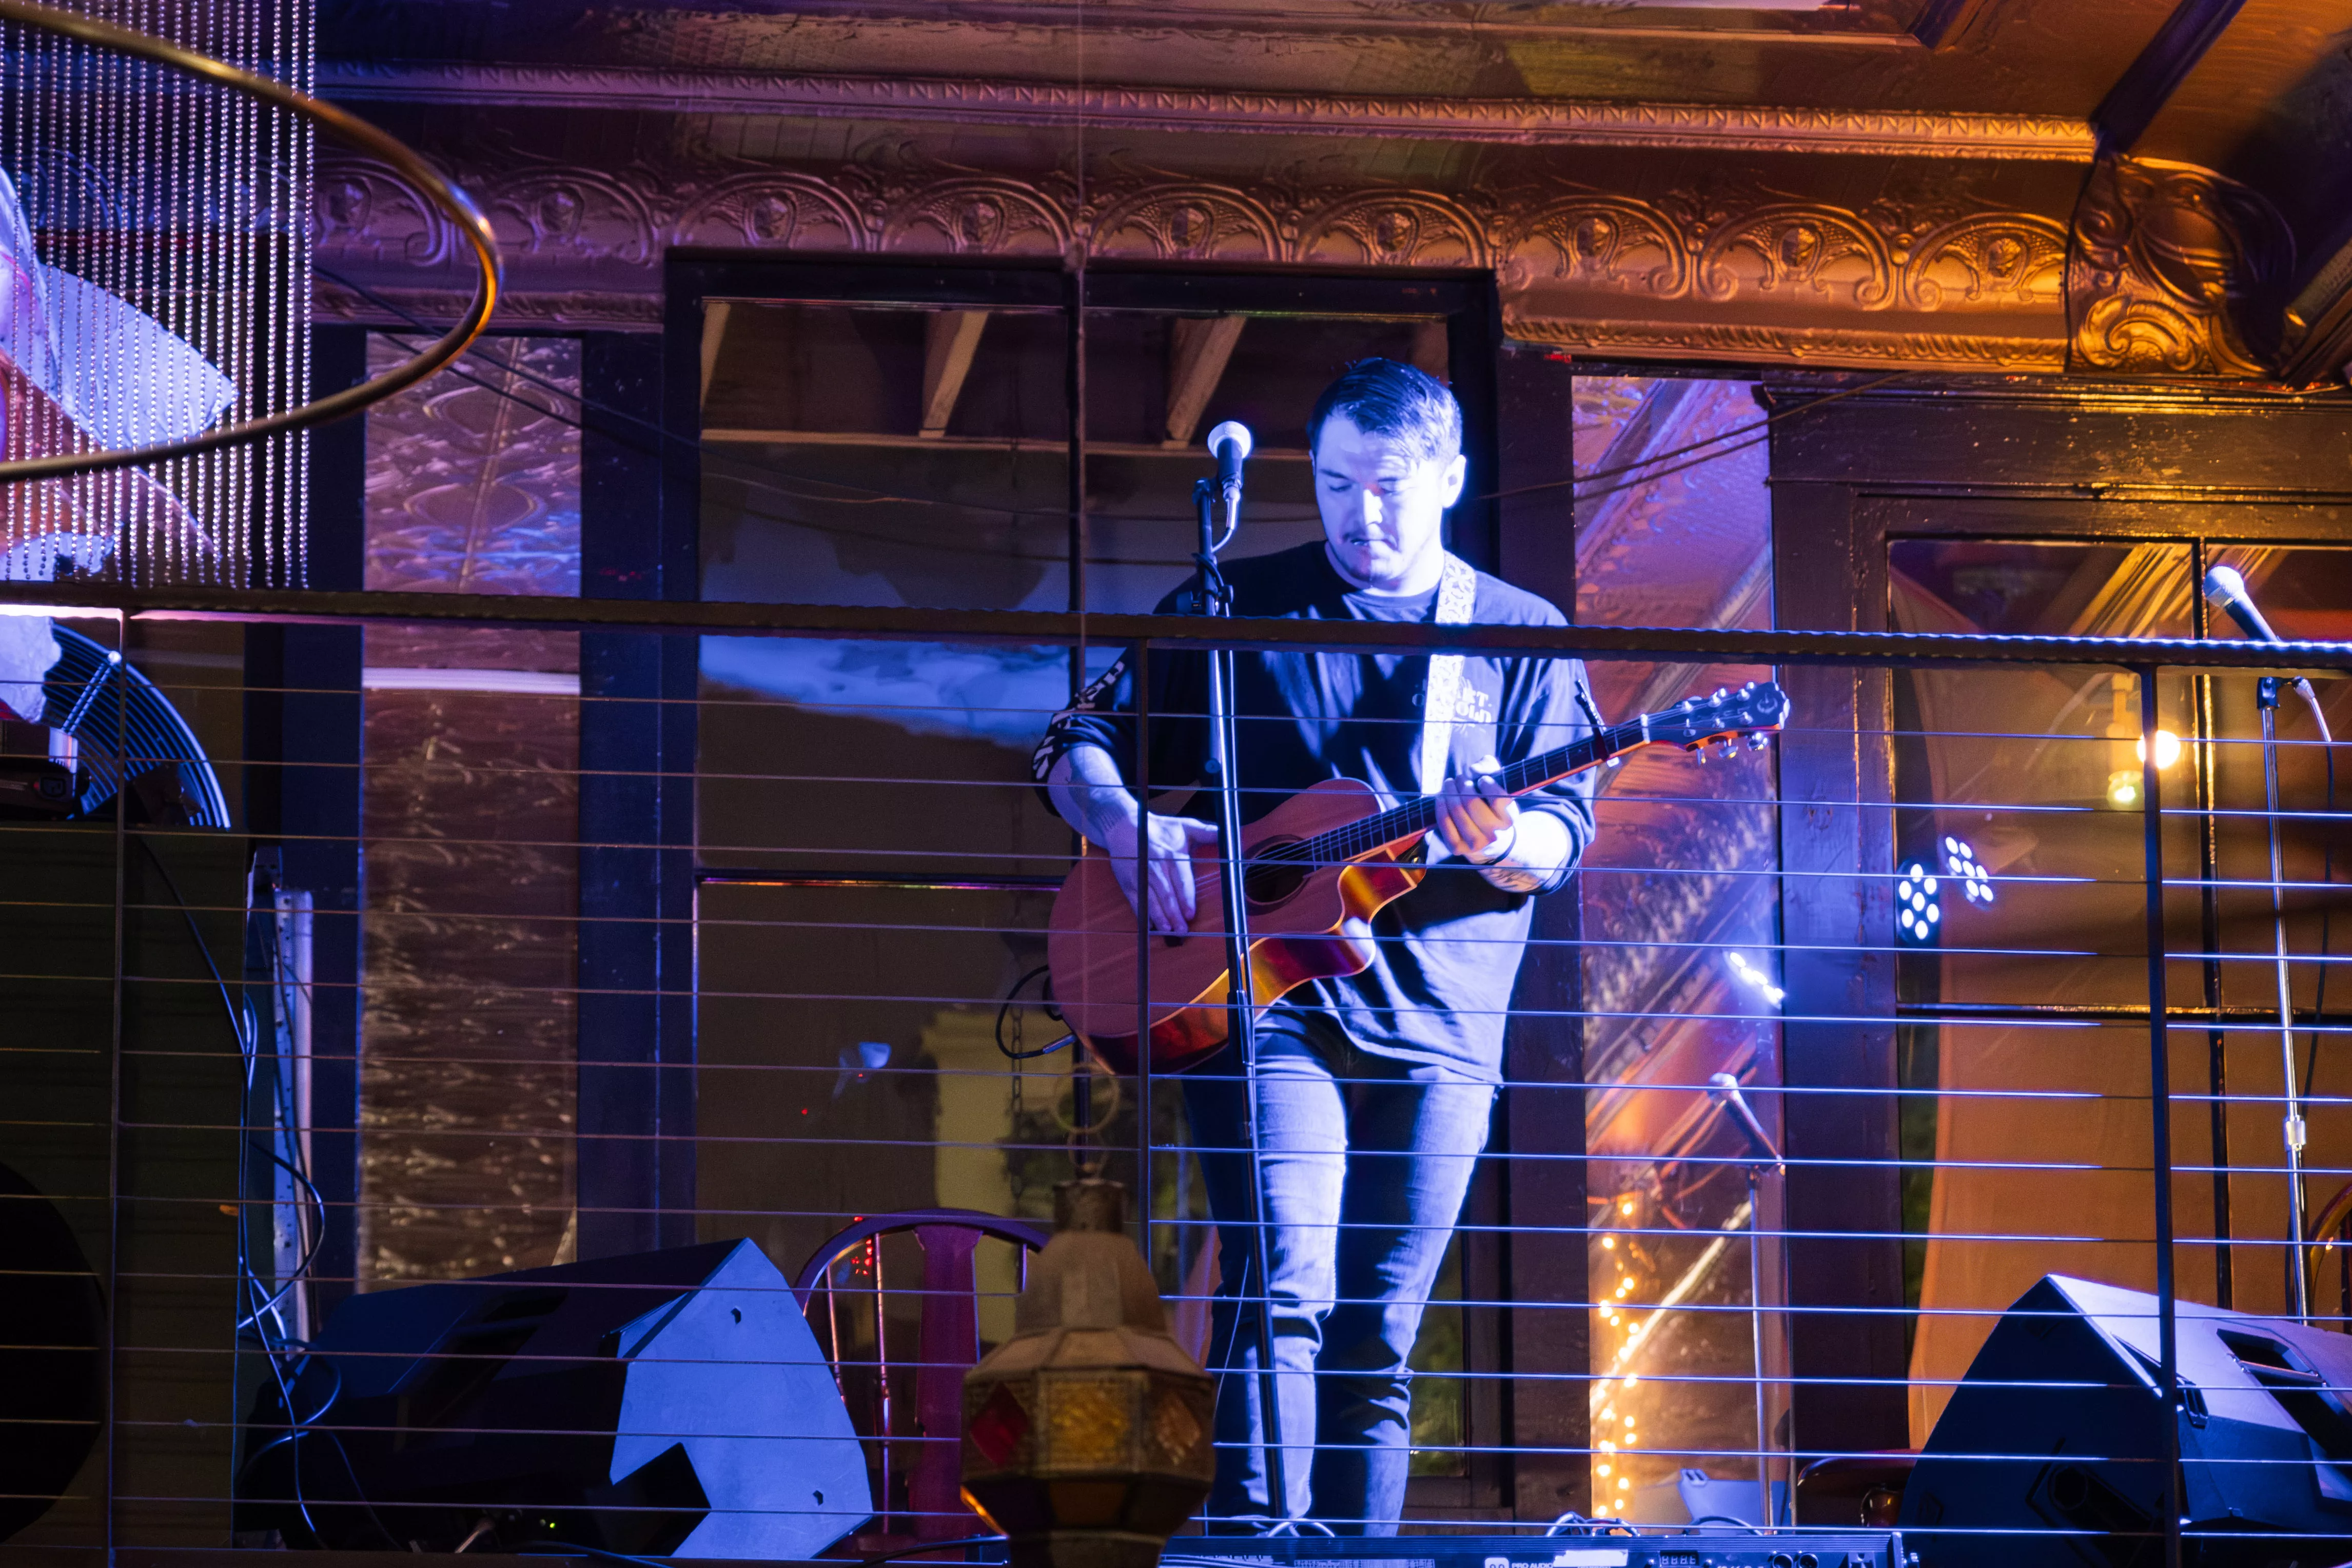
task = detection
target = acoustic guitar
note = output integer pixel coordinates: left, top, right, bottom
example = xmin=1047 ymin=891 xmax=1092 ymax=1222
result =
xmin=1047 ymin=679 xmax=1792 ymax=1074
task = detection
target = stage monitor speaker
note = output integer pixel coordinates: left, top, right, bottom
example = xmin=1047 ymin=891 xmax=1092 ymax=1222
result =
xmin=0 ymin=1162 xmax=105 ymax=1542
xmin=236 ymin=1237 xmax=871 ymax=1557
xmin=1900 ymin=1274 xmax=2352 ymax=1568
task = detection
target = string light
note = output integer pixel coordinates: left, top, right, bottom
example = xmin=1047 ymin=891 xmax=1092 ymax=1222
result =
xmin=1724 ymin=950 xmax=1786 ymax=1006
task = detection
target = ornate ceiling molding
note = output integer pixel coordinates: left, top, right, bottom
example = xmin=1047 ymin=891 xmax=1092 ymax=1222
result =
xmin=313 ymin=147 xmax=2075 ymax=374
xmin=2066 ymin=157 xmax=2295 ymax=378
xmin=319 ymin=63 xmax=2097 ymax=163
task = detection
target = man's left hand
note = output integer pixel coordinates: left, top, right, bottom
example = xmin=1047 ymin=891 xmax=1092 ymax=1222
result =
xmin=1435 ymin=754 xmax=1518 ymax=864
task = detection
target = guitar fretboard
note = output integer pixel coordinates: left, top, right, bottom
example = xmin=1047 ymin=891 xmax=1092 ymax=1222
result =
xmin=1254 ymin=713 xmax=1653 ymax=870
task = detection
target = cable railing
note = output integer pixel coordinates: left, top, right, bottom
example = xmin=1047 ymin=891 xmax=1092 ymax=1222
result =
xmin=0 ymin=592 xmax=2343 ymax=1565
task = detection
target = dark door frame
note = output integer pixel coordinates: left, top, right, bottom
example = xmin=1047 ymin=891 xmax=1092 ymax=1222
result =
xmin=662 ymin=252 xmax=1538 ymax=1517
xmin=1764 ymin=376 xmax=2352 ymax=1459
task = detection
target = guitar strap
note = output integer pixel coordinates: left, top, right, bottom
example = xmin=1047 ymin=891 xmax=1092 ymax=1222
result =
xmin=1415 ymin=551 xmax=1479 ymax=797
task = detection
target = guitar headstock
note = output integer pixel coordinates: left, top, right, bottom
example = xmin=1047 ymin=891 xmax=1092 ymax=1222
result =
xmin=1647 ymin=680 xmax=1791 ymax=755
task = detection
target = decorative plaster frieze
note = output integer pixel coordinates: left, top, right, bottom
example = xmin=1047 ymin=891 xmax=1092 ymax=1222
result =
xmin=317 ymin=148 xmax=2215 ymax=376
xmin=1510 ymin=318 xmax=2067 ymax=373
xmin=2066 ymin=157 xmax=2294 ymax=379
xmin=318 ymin=63 xmax=2099 ymax=163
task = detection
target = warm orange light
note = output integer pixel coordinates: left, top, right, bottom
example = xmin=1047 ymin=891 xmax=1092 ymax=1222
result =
xmin=2134 ymin=729 xmax=2183 ymax=769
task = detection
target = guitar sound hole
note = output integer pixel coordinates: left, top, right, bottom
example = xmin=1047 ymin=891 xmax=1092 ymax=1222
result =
xmin=1243 ymin=856 xmax=1308 ymax=909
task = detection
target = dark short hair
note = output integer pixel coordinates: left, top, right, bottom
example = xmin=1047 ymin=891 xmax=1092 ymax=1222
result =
xmin=1306 ymin=358 xmax=1462 ymax=463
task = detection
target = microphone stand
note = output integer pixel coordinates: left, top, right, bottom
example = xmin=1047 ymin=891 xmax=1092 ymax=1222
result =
xmin=1192 ymin=470 xmax=1291 ymax=1524
xmin=2259 ymin=676 xmax=2314 ymax=1321
xmin=2206 ymin=571 xmax=2334 ymax=1321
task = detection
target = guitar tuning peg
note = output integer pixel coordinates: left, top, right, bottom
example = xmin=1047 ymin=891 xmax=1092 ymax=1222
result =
xmin=1693 ymin=747 xmax=1709 ymax=765
xmin=1718 ymin=738 xmax=1738 ymax=760
xmin=1749 ymin=733 xmax=1770 ymax=751
xmin=1713 ymin=687 xmax=1728 ymax=700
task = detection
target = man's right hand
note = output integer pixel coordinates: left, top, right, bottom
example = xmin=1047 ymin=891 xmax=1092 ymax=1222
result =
xmin=1099 ymin=811 xmax=1220 ymax=937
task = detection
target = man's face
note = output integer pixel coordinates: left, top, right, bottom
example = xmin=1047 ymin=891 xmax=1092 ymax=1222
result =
xmin=1311 ymin=412 xmax=1467 ymax=592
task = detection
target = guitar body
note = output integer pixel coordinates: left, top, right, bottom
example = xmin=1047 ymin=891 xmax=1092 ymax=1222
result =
xmin=1043 ymin=680 xmax=1793 ymax=1076
xmin=1046 ymin=777 xmax=1425 ymax=1075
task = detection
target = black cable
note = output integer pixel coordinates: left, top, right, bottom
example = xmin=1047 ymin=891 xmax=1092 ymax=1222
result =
xmin=170 ymin=854 xmax=395 ymax=1550
xmin=525 ymin=1544 xmax=682 ymax=1568
xmin=856 ymin=1534 xmax=1008 ymax=1563
xmin=1544 ymin=1511 xmax=1634 ymax=1536
xmin=2302 ymin=737 xmax=2337 ymax=1106
xmin=134 ymin=834 xmax=244 ymax=1054
xmin=238 ymin=1139 xmax=326 ymax=1332
xmin=326 ymin=261 xmax=1871 ymax=528
xmin=1479 ymin=370 xmax=1912 ymax=503
xmin=344 ymin=327 xmax=1187 ymax=572
xmin=320 ymin=264 xmax=1069 ymax=524
xmin=996 ymin=965 xmax=1072 ymax=1061
xmin=1685 ymin=1515 xmax=1763 ymax=1534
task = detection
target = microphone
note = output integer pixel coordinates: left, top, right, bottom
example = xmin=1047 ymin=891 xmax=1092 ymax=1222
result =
xmin=2202 ymin=564 xmax=2284 ymax=642
xmin=2203 ymin=564 xmax=2330 ymax=737
xmin=1206 ymin=420 xmax=1253 ymax=497
xmin=1709 ymin=1072 xmax=1783 ymax=1171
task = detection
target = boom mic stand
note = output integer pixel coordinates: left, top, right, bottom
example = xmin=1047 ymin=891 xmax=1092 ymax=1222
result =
xmin=2205 ymin=566 xmax=2333 ymax=1322
xmin=2259 ymin=674 xmax=2315 ymax=1321
xmin=1193 ymin=428 xmax=1292 ymax=1524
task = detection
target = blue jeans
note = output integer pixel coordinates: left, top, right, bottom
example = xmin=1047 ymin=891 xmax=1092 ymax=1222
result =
xmin=1180 ymin=1011 xmax=1496 ymax=1534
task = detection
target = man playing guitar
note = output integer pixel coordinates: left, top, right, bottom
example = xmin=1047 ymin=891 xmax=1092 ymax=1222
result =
xmin=1031 ymin=359 xmax=1600 ymax=1534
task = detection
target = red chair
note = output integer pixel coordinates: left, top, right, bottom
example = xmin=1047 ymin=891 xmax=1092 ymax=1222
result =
xmin=795 ymin=1209 xmax=1049 ymax=1553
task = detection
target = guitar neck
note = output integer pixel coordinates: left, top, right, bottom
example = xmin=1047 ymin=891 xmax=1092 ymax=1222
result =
xmin=1270 ymin=713 xmax=1655 ymax=869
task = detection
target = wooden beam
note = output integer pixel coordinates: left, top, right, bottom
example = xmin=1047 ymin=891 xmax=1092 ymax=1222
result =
xmin=702 ymin=426 xmax=1307 ymax=461
xmin=2282 ymin=243 xmax=2352 ymax=386
xmin=920 ymin=309 xmax=990 ymax=438
xmin=2091 ymin=0 xmax=2249 ymax=156
xmin=698 ymin=300 xmax=732 ymax=407
xmin=1162 ymin=315 xmax=1246 ymax=448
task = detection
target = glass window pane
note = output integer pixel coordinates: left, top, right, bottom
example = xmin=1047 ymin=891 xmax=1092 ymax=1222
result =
xmin=1571 ymin=373 xmax=1781 ymax=1522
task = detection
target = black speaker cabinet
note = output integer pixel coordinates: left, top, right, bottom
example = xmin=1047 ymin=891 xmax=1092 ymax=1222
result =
xmin=1901 ymin=1274 xmax=2352 ymax=1568
xmin=0 ymin=1162 xmax=104 ymax=1542
xmin=236 ymin=1238 xmax=870 ymax=1556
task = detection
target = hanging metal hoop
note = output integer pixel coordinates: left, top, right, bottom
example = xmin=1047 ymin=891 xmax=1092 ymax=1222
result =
xmin=0 ymin=0 xmax=501 ymax=483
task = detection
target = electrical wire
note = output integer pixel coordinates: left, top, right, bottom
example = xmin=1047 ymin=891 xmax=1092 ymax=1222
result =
xmin=138 ymin=837 xmax=401 ymax=1552
xmin=996 ymin=964 xmax=1073 ymax=1061
xmin=1479 ymin=370 xmax=1913 ymax=504
xmin=525 ymin=1544 xmax=691 ymax=1568
xmin=319 ymin=263 xmax=1892 ymax=534
xmin=2299 ymin=709 xmax=2337 ymax=1109
xmin=854 ymin=1534 xmax=1010 ymax=1563
xmin=317 ymin=264 xmax=1070 ymax=523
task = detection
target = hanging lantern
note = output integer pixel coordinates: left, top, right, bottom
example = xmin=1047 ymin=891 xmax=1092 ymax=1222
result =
xmin=962 ymin=1180 xmax=1214 ymax=1568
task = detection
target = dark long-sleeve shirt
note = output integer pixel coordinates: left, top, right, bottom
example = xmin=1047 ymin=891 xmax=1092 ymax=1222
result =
xmin=1032 ymin=541 xmax=1597 ymax=1082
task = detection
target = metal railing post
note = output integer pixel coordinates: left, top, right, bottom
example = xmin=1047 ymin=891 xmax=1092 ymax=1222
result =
xmin=2139 ymin=664 xmax=2182 ymax=1568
